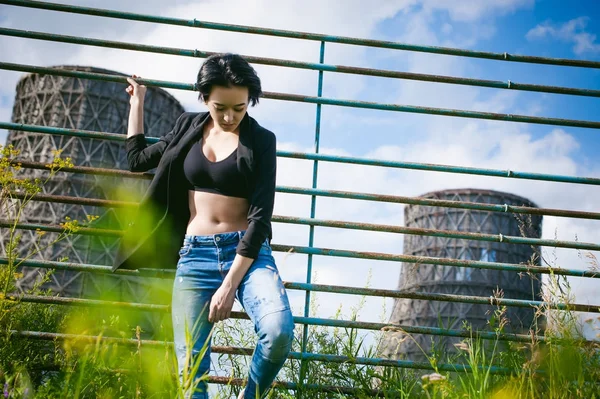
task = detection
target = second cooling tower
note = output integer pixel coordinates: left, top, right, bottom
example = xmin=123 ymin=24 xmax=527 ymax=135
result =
xmin=380 ymin=189 xmax=543 ymax=360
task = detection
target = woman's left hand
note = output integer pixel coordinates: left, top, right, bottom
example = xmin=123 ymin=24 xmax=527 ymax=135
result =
xmin=208 ymin=285 xmax=236 ymax=322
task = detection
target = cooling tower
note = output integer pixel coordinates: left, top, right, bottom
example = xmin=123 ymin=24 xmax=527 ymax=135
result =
xmin=380 ymin=189 xmax=543 ymax=360
xmin=2 ymin=66 xmax=185 ymax=338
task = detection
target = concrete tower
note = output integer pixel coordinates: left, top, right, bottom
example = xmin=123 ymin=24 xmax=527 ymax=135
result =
xmin=2 ymin=66 xmax=185 ymax=338
xmin=380 ymin=189 xmax=543 ymax=360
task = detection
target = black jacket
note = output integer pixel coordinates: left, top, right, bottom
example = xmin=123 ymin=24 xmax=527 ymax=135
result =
xmin=111 ymin=111 xmax=276 ymax=272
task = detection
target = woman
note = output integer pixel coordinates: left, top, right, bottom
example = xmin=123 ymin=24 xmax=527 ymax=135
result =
xmin=117 ymin=54 xmax=295 ymax=399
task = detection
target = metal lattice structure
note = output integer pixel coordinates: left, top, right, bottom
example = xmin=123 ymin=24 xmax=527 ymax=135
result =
xmin=380 ymin=189 xmax=543 ymax=360
xmin=1 ymin=66 xmax=184 ymax=337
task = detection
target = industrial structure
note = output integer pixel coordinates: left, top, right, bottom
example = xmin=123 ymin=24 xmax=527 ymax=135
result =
xmin=2 ymin=66 xmax=184 ymax=337
xmin=380 ymin=189 xmax=543 ymax=360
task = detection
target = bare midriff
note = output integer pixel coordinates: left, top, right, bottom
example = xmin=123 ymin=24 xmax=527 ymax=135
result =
xmin=185 ymin=190 xmax=249 ymax=235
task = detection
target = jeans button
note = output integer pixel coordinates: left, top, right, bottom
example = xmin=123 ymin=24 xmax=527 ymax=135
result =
xmin=216 ymin=237 xmax=220 ymax=242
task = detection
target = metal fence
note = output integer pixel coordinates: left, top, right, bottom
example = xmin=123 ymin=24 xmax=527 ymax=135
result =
xmin=1 ymin=0 xmax=599 ymax=396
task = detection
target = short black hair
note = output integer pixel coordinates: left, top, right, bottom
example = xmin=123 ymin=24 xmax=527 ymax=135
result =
xmin=196 ymin=53 xmax=262 ymax=106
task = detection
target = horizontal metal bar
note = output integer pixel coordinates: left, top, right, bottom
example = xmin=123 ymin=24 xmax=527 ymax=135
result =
xmin=2 ymin=27 xmax=599 ymax=99
xmin=1 ymin=0 xmax=599 ymax=69
xmin=15 ymin=294 xmax=169 ymax=312
xmin=209 ymin=376 xmax=388 ymax=397
xmin=209 ymin=376 xmax=391 ymax=397
xmin=209 ymin=376 xmax=385 ymax=397
xmin=0 ymin=221 xmax=123 ymax=237
xmin=2 ymin=121 xmax=131 ymax=142
xmin=5 ymin=122 xmax=599 ymax=186
xmin=6 ymin=179 xmax=600 ymax=221
xmin=4 ymin=223 xmax=599 ymax=278
xmin=285 ymin=283 xmax=599 ymax=313
xmin=277 ymin=187 xmax=600 ymax=220
xmin=292 ymin=352 xmax=510 ymax=374
xmin=273 ymin=216 xmax=600 ymax=252
xmin=1 ymin=257 xmax=164 ymax=277
xmin=4 ymin=255 xmax=598 ymax=312
xmin=2 ymin=63 xmax=599 ymax=129
xmin=11 ymin=272 xmax=599 ymax=313
xmin=266 ymin=92 xmax=600 ymax=129
xmin=5 ymin=210 xmax=600 ymax=253
xmin=9 ymin=160 xmax=152 ymax=180
xmin=14 ymin=328 xmax=594 ymax=368
xmin=277 ymin=151 xmax=600 ymax=186
xmin=10 ymin=331 xmax=517 ymax=377
xmin=6 ymin=291 xmax=543 ymax=342
xmin=294 ymin=315 xmax=541 ymax=344
xmin=6 ymin=191 xmax=135 ymax=208
xmin=0 ymin=61 xmax=194 ymax=91
xmin=272 ymin=244 xmax=600 ymax=279
xmin=9 ymin=264 xmax=600 ymax=324
xmin=8 ymin=249 xmax=597 ymax=316
xmin=4 ymin=220 xmax=600 ymax=281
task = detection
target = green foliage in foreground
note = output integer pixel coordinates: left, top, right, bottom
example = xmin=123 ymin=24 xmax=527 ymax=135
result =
xmin=1 ymin=278 xmax=598 ymax=398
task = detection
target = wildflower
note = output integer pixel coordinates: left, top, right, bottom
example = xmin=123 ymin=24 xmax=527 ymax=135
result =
xmin=421 ymin=372 xmax=446 ymax=383
xmin=85 ymin=215 xmax=100 ymax=224
xmin=3 ymin=382 xmax=9 ymax=398
xmin=454 ymin=342 xmax=470 ymax=352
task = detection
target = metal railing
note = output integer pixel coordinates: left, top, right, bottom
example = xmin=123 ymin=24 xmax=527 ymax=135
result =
xmin=1 ymin=0 xmax=599 ymax=395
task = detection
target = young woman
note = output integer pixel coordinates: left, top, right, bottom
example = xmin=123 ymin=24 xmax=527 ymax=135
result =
xmin=117 ymin=54 xmax=295 ymax=399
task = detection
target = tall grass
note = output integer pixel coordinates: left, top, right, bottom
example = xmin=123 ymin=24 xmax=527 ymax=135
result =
xmin=2 ymin=257 xmax=599 ymax=398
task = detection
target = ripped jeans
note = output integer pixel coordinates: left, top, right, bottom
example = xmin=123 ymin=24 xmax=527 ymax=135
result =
xmin=171 ymin=231 xmax=295 ymax=399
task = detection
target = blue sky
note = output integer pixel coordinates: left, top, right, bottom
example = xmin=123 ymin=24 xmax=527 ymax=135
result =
xmin=0 ymin=0 xmax=599 ymax=338
xmin=314 ymin=0 xmax=600 ymax=166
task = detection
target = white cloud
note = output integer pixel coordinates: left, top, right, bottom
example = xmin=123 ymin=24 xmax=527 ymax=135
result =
xmin=526 ymin=17 xmax=600 ymax=55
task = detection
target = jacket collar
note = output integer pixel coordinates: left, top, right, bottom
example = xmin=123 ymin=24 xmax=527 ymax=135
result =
xmin=169 ymin=112 xmax=254 ymax=165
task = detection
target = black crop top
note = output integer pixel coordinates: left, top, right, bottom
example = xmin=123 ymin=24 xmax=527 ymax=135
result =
xmin=182 ymin=139 xmax=250 ymax=198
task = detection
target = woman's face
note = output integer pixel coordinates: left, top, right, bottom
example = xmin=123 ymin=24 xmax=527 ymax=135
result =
xmin=204 ymin=85 xmax=249 ymax=132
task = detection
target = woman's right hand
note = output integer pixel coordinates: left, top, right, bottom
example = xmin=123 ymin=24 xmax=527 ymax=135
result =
xmin=125 ymin=75 xmax=147 ymax=106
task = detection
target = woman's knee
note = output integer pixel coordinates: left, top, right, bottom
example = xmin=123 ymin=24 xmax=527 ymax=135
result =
xmin=258 ymin=310 xmax=295 ymax=357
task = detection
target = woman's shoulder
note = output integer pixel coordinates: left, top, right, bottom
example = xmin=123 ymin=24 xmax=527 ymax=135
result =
xmin=166 ymin=112 xmax=209 ymax=141
xmin=247 ymin=115 xmax=276 ymax=146
xmin=177 ymin=111 xmax=209 ymax=128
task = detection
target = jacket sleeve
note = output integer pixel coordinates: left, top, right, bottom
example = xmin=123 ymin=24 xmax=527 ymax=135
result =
xmin=125 ymin=113 xmax=186 ymax=172
xmin=236 ymin=131 xmax=277 ymax=258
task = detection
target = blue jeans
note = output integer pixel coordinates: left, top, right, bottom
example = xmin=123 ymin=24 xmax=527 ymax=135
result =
xmin=171 ymin=231 xmax=295 ymax=399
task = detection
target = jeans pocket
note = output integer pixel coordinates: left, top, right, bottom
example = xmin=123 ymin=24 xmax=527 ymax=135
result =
xmin=178 ymin=244 xmax=191 ymax=257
